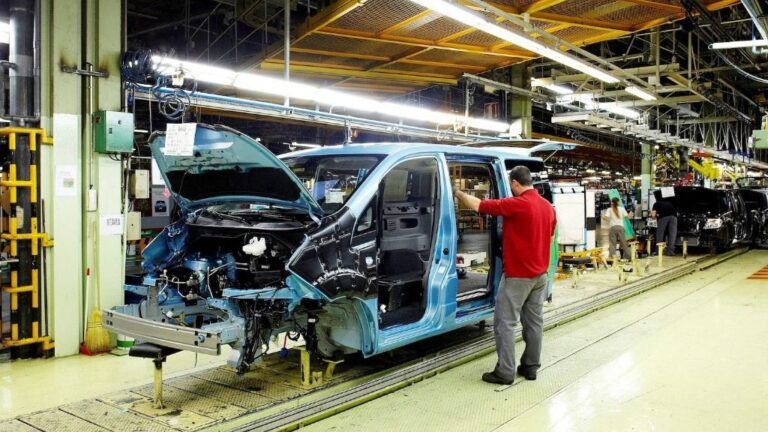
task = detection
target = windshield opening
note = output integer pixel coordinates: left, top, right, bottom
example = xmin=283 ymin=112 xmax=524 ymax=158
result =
xmin=283 ymin=155 xmax=384 ymax=214
xmin=669 ymin=188 xmax=725 ymax=214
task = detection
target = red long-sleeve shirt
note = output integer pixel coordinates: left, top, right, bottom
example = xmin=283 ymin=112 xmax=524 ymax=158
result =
xmin=478 ymin=189 xmax=556 ymax=278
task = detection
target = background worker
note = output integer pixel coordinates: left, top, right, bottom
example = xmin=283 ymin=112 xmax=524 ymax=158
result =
xmin=454 ymin=166 xmax=556 ymax=386
xmin=602 ymin=197 xmax=633 ymax=260
xmin=652 ymin=198 xmax=678 ymax=256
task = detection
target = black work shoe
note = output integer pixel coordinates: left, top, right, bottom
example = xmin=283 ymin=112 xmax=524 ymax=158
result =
xmin=482 ymin=371 xmax=513 ymax=385
xmin=517 ymin=365 xmax=537 ymax=380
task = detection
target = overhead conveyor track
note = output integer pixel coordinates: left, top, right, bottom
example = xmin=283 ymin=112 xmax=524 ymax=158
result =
xmin=1 ymin=248 xmax=747 ymax=432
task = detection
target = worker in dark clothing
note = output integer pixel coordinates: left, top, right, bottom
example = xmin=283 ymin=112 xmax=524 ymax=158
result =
xmin=652 ymin=198 xmax=678 ymax=255
xmin=454 ymin=166 xmax=557 ymax=385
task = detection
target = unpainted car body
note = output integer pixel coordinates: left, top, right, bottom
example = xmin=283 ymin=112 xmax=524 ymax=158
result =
xmin=104 ymin=124 xmax=557 ymax=373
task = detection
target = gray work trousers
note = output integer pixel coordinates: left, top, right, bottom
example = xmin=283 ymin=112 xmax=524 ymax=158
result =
xmin=657 ymin=216 xmax=678 ymax=255
xmin=608 ymin=225 xmax=631 ymax=259
xmin=493 ymin=273 xmax=547 ymax=381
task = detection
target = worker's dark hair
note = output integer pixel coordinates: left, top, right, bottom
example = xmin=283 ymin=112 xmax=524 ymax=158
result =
xmin=509 ymin=165 xmax=533 ymax=186
xmin=611 ymin=197 xmax=620 ymax=205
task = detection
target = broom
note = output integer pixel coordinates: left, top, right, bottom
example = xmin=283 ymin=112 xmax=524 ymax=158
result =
xmin=84 ymin=221 xmax=111 ymax=354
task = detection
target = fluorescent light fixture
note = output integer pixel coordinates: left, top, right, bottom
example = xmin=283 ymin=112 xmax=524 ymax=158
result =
xmin=410 ymin=0 xmax=619 ymax=84
xmin=153 ymin=56 xmax=237 ymax=86
xmin=0 ymin=21 xmax=9 ymax=45
xmin=289 ymin=142 xmax=321 ymax=149
xmin=151 ymin=56 xmax=510 ymax=133
xmin=598 ymin=103 xmax=641 ymax=120
xmin=625 ymin=86 xmax=656 ymax=101
xmin=531 ymin=78 xmax=573 ymax=95
xmin=710 ymin=39 xmax=768 ymax=49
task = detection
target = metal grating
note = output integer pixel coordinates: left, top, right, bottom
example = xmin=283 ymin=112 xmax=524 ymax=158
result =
xmin=294 ymin=34 xmax=415 ymax=59
xmin=288 ymin=52 xmax=377 ymax=69
xmin=451 ymin=30 xmax=507 ymax=48
xmin=332 ymin=0 xmax=426 ymax=33
xmin=165 ymin=376 xmax=276 ymax=410
xmin=552 ymin=26 xmax=612 ymax=44
xmin=130 ymin=385 xmax=248 ymax=421
xmin=381 ymin=63 xmax=476 ymax=76
xmin=0 ymin=419 xmax=43 ymax=432
xmin=19 ymin=409 xmax=111 ymax=432
xmin=601 ymin=4 xmax=672 ymax=26
xmin=391 ymin=16 xmax=469 ymax=40
xmin=546 ymin=0 xmax=624 ymax=22
xmin=410 ymin=49 xmax=506 ymax=67
xmin=59 ymin=400 xmax=176 ymax=432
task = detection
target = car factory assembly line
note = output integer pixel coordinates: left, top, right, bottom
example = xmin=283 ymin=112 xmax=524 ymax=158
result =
xmin=4 ymin=0 xmax=768 ymax=431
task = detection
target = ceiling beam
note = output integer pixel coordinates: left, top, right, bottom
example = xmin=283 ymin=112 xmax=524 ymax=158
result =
xmin=289 ymin=47 xmax=489 ymax=71
xmin=316 ymin=27 xmax=536 ymax=58
xmin=465 ymin=1 xmax=634 ymax=32
xmin=259 ymin=62 xmax=458 ymax=84
xmin=378 ymin=9 xmax=437 ymax=35
xmin=619 ymin=0 xmax=685 ymax=13
xmin=523 ymin=0 xmax=568 ymax=14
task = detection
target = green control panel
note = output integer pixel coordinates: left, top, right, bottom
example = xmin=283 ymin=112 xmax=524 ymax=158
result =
xmin=94 ymin=111 xmax=134 ymax=153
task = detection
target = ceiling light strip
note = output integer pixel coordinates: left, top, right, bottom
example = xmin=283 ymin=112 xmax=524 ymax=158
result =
xmin=152 ymin=56 xmax=511 ymax=133
xmin=409 ymin=0 xmax=619 ymax=84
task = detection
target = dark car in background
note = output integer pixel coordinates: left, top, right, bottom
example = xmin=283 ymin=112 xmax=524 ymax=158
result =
xmin=737 ymin=186 xmax=768 ymax=248
xmin=655 ymin=187 xmax=750 ymax=251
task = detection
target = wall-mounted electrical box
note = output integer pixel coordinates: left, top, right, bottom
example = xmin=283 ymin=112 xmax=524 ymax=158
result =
xmin=94 ymin=111 xmax=134 ymax=153
xmin=130 ymin=170 xmax=150 ymax=199
xmin=126 ymin=211 xmax=142 ymax=241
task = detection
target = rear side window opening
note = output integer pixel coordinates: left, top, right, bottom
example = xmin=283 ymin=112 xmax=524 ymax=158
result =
xmin=283 ymin=155 xmax=384 ymax=214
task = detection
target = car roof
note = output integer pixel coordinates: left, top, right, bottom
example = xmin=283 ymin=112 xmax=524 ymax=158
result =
xmin=280 ymin=142 xmax=542 ymax=162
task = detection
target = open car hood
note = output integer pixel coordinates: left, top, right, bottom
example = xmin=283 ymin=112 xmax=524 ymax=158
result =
xmin=150 ymin=124 xmax=323 ymax=218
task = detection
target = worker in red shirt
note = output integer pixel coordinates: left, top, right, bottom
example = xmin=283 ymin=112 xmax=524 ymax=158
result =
xmin=454 ymin=165 xmax=556 ymax=385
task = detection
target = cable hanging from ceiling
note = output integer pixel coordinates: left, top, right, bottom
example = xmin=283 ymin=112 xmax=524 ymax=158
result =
xmin=120 ymin=49 xmax=198 ymax=121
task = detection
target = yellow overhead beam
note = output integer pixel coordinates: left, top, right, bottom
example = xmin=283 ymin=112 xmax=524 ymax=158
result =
xmin=317 ymin=27 xmax=536 ymax=58
xmin=463 ymin=1 xmax=634 ymax=32
xmin=291 ymin=47 xmax=390 ymax=61
xmin=292 ymin=0 xmax=366 ymax=44
xmin=290 ymin=47 xmax=488 ymax=71
xmin=378 ymin=9 xmax=436 ymax=35
xmin=523 ymin=0 xmax=568 ymax=14
xmin=620 ymin=0 xmax=685 ymax=13
xmin=260 ymin=62 xmax=459 ymax=84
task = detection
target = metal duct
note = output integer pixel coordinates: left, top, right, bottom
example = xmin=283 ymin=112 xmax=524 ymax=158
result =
xmin=741 ymin=0 xmax=768 ymax=42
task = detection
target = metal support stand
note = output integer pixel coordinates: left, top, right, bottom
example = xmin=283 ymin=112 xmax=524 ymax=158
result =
xmin=128 ymin=343 xmax=179 ymax=410
xmin=683 ymin=239 xmax=688 ymax=259
xmin=300 ymin=347 xmax=343 ymax=387
xmin=152 ymin=358 xmax=165 ymax=409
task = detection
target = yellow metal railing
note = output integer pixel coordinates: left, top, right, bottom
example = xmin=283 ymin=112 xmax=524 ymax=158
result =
xmin=0 ymin=127 xmax=54 ymax=352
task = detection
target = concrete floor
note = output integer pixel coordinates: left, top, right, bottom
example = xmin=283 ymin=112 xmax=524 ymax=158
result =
xmin=0 ymin=247 xmax=760 ymax=431
xmin=304 ymin=250 xmax=768 ymax=432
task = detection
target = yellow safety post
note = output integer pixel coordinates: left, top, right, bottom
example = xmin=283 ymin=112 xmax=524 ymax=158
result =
xmin=630 ymin=242 xmax=640 ymax=276
xmin=153 ymin=359 xmax=165 ymax=409
xmin=0 ymin=127 xmax=54 ymax=353
xmin=657 ymin=242 xmax=666 ymax=266
xmin=683 ymin=239 xmax=688 ymax=259
xmin=300 ymin=348 xmax=312 ymax=386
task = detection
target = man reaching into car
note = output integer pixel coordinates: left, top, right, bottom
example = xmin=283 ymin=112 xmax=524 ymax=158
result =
xmin=454 ymin=166 xmax=557 ymax=385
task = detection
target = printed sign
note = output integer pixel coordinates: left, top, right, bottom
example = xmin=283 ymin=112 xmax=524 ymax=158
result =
xmin=660 ymin=187 xmax=675 ymax=198
xmin=164 ymin=123 xmax=197 ymax=156
xmin=55 ymin=165 xmax=78 ymax=197
xmin=100 ymin=214 xmax=124 ymax=236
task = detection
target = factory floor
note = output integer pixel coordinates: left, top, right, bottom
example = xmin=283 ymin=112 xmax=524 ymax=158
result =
xmin=305 ymin=249 xmax=768 ymax=432
xmin=0 ymin=245 xmax=760 ymax=430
